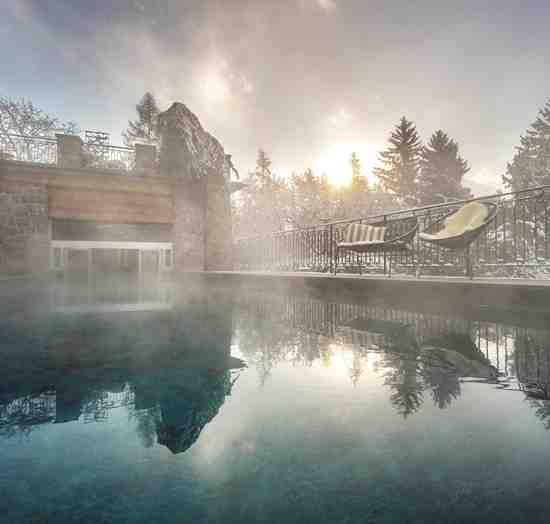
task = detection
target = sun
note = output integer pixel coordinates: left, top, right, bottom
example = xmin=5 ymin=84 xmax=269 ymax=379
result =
xmin=315 ymin=143 xmax=378 ymax=188
xmin=200 ymin=70 xmax=230 ymax=105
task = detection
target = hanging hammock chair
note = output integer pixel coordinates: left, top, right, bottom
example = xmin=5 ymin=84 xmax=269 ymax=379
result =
xmin=417 ymin=201 xmax=498 ymax=278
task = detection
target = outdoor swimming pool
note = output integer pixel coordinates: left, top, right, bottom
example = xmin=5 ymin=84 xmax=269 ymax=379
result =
xmin=1 ymin=275 xmax=550 ymax=523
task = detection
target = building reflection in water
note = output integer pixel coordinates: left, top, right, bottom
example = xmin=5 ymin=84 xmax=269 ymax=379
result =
xmin=3 ymin=279 xmax=550 ymax=445
xmin=0 ymin=276 xmax=245 ymax=454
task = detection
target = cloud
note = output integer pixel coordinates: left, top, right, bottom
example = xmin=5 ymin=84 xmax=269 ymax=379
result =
xmin=298 ymin=0 xmax=337 ymax=13
xmin=317 ymin=0 xmax=337 ymax=11
xmin=328 ymin=108 xmax=353 ymax=128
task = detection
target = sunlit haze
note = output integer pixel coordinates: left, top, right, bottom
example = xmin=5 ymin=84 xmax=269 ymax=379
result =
xmin=316 ymin=143 xmax=379 ymax=187
xmin=2 ymin=0 xmax=549 ymax=193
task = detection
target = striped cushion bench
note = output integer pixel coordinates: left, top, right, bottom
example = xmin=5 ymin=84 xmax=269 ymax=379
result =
xmin=339 ymin=223 xmax=386 ymax=247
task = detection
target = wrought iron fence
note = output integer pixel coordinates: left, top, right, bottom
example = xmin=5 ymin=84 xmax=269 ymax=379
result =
xmin=235 ymin=291 xmax=550 ymax=383
xmin=0 ymin=133 xmax=139 ymax=172
xmin=82 ymin=142 xmax=135 ymax=171
xmin=234 ymin=185 xmax=550 ymax=278
xmin=0 ymin=134 xmax=57 ymax=164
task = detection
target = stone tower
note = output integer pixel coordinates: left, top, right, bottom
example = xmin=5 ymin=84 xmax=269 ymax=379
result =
xmin=157 ymin=102 xmax=233 ymax=271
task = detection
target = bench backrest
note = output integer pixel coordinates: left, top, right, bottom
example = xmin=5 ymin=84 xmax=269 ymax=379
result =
xmin=344 ymin=223 xmax=386 ymax=243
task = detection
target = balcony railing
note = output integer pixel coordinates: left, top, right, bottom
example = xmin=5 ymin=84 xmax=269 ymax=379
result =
xmin=0 ymin=133 xmax=151 ymax=173
xmin=0 ymin=134 xmax=57 ymax=164
xmin=82 ymin=142 xmax=135 ymax=171
xmin=234 ymin=185 xmax=550 ymax=278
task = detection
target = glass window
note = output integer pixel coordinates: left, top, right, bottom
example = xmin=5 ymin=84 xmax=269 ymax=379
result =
xmin=54 ymin=248 xmax=61 ymax=268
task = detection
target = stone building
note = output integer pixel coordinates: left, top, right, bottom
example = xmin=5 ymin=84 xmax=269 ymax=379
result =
xmin=0 ymin=102 xmax=235 ymax=274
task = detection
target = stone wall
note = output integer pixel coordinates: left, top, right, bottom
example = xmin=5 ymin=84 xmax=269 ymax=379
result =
xmin=0 ymin=183 xmax=49 ymax=274
xmin=0 ymin=101 xmax=235 ymax=275
xmin=173 ymin=179 xmax=205 ymax=271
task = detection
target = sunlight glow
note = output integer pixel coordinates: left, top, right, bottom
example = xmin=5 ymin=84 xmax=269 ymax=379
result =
xmin=315 ymin=143 xmax=378 ymax=188
xmin=199 ymin=70 xmax=230 ymax=104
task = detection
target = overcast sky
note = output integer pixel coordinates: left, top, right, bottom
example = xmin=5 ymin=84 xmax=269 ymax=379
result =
xmin=2 ymin=0 xmax=549 ymax=192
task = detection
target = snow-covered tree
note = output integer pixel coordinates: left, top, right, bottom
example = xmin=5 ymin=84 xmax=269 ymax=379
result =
xmin=0 ymin=96 xmax=79 ymax=160
xmin=233 ymin=149 xmax=292 ymax=238
xmin=418 ymin=130 xmax=471 ymax=204
xmin=373 ymin=117 xmax=422 ymax=205
xmin=0 ymin=96 xmax=78 ymax=139
xmin=503 ymin=99 xmax=550 ymax=191
xmin=123 ymin=92 xmax=160 ymax=147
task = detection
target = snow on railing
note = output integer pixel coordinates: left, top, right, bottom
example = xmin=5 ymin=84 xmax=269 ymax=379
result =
xmin=0 ymin=133 xmax=57 ymax=164
xmin=234 ymin=185 xmax=550 ymax=278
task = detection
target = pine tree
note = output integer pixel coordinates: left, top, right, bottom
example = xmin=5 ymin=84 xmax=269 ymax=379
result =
xmin=234 ymin=149 xmax=292 ymax=237
xmin=503 ymin=100 xmax=550 ymax=191
xmin=373 ymin=117 xmax=422 ymax=204
xmin=418 ymin=130 xmax=471 ymax=204
xmin=123 ymin=92 xmax=160 ymax=146
xmin=350 ymin=152 xmax=368 ymax=192
xmin=350 ymin=152 xmax=361 ymax=185
xmin=348 ymin=152 xmax=369 ymax=216
xmin=291 ymin=168 xmax=324 ymax=227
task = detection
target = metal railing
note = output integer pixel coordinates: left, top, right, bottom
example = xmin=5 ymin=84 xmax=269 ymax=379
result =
xmin=82 ymin=142 xmax=135 ymax=171
xmin=0 ymin=134 xmax=57 ymax=164
xmin=235 ymin=292 xmax=550 ymax=398
xmin=234 ymin=185 xmax=550 ymax=278
xmin=0 ymin=133 xmax=138 ymax=172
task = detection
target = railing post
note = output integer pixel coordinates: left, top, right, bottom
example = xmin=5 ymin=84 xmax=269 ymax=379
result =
xmin=56 ymin=134 xmax=83 ymax=168
xmin=329 ymin=223 xmax=334 ymax=274
xmin=134 ymin=144 xmax=156 ymax=174
xmin=383 ymin=215 xmax=387 ymax=275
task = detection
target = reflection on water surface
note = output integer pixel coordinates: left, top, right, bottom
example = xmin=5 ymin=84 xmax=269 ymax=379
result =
xmin=2 ymin=277 xmax=550 ymax=523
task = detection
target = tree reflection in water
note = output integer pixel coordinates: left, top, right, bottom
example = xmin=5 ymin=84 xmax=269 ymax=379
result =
xmin=234 ymin=292 xmax=550 ymax=425
xmin=4 ymin=287 xmax=550 ymax=442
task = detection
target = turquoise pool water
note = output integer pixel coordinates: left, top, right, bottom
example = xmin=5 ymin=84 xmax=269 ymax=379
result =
xmin=1 ymin=276 xmax=550 ymax=523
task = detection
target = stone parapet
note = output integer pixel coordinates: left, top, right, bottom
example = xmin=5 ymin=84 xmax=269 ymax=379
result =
xmin=135 ymin=144 xmax=157 ymax=174
xmin=56 ymin=134 xmax=83 ymax=168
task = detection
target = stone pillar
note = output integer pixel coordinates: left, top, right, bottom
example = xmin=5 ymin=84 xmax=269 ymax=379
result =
xmin=157 ymin=102 xmax=233 ymax=271
xmin=135 ymin=144 xmax=157 ymax=174
xmin=205 ymin=168 xmax=233 ymax=270
xmin=56 ymin=134 xmax=83 ymax=169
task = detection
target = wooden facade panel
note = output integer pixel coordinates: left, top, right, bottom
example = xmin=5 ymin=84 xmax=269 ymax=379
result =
xmin=48 ymin=173 xmax=173 ymax=196
xmin=49 ymin=187 xmax=174 ymax=224
xmin=2 ymin=161 xmax=177 ymax=225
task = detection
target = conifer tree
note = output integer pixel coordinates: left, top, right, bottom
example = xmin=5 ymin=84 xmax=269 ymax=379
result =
xmin=123 ymin=92 xmax=160 ymax=146
xmin=348 ymin=152 xmax=369 ymax=216
xmin=350 ymin=152 xmax=368 ymax=192
xmin=234 ymin=150 xmax=292 ymax=237
xmin=503 ymin=99 xmax=550 ymax=191
xmin=418 ymin=130 xmax=471 ymax=204
xmin=373 ymin=117 xmax=422 ymax=204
